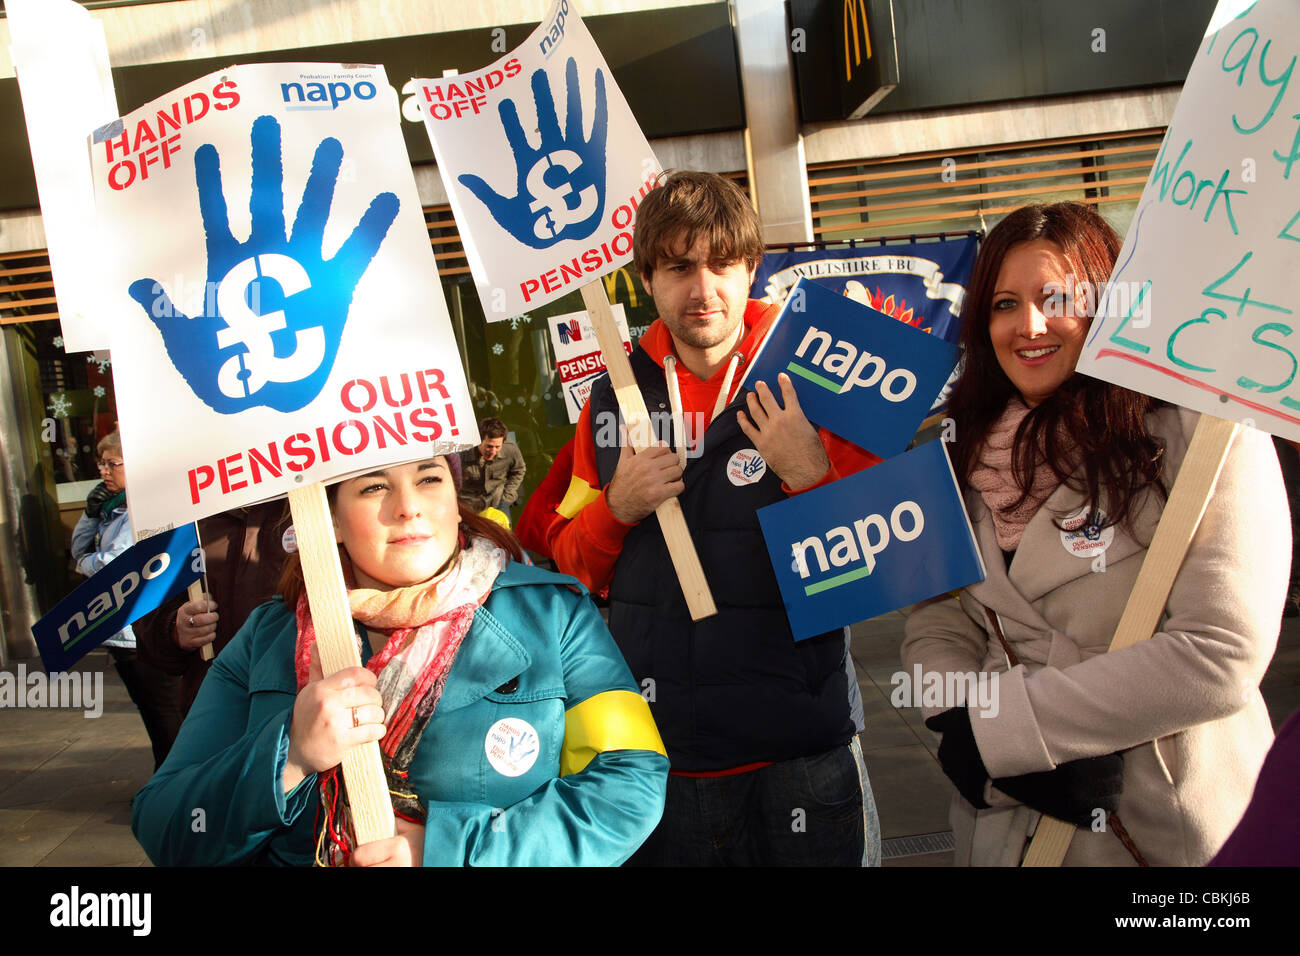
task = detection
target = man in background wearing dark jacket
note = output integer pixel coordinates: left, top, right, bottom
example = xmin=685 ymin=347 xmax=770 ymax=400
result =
xmin=457 ymin=417 xmax=527 ymax=519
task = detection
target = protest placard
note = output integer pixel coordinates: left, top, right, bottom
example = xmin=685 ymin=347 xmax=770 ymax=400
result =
xmin=8 ymin=0 xmax=119 ymax=353
xmin=756 ymin=440 xmax=984 ymax=642
xmin=416 ymin=0 xmax=661 ymax=320
xmin=93 ymin=62 xmax=476 ymax=842
xmin=738 ymin=277 xmax=961 ymax=458
xmin=1075 ymin=0 xmax=1300 ymax=440
xmin=91 ymin=63 xmax=477 ymax=539
xmin=418 ymin=1 xmax=715 ymax=620
xmin=32 ymin=525 xmax=201 ymax=673
xmin=547 ymin=305 xmax=632 ymax=423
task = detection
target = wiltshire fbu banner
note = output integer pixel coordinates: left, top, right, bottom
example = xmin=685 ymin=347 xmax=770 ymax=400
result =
xmin=750 ymin=236 xmax=978 ymax=345
xmin=417 ymin=0 xmax=661 ymax=320
xmin=91 ymin=63 xmax=477 ymax=539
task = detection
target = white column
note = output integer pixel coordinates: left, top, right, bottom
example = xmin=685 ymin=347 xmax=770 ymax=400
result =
xmin=732 ymin=0 xmax=813 ymax=244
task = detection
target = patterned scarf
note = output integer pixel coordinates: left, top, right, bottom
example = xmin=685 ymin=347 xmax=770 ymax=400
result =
xmin=967 ymin=399 xmax=1068 ymax=551
xmin=293 ymin=535 xmax=507 ymax=865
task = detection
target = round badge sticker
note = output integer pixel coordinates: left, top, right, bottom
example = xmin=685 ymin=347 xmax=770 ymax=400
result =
xmin=726 ymin=448 xmax=767 ymax=486
xmin=281 ymin=525 xmax=297 ymax=554
xmin=1059 ymin=507 xmax=1113 ymax=559
xmin=484 ymin=717 xmax=540 ymax=777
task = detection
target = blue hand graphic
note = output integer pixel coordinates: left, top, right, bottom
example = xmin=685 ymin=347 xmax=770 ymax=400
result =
xmin=129 ymin=114 xmax=399 ymax=414
xmin=458 ymin=57 xmax=607 ymax=249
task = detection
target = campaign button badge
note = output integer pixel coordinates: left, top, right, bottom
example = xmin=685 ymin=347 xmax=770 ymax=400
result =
xmin=1059 ymin=507 xmax=1113 ymax=559
xmin=484 ymin=717 xmax=540 ymax=777
xmin=727 ymin=448 xmax=767 ymax=486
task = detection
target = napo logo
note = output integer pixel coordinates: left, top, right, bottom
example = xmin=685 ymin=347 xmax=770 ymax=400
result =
xmin=280 ymin=79 xmax=379 ymax=111
xmin=791 ymin=499 xmax=925 ymax=595
xmin=727 ymin=448 xmax=767 ymax=486
xmin=788 ymin=326 xmax=917 ymax=402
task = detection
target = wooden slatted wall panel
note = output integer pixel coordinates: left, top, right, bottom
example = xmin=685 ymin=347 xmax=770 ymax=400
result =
xmin=0 ymin=251 xmax=59 ymax=327
xmin=809 ymin=129 xmax=1166 ymax=240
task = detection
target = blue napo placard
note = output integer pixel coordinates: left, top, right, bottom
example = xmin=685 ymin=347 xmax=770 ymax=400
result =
xmin=738 ymin=277 xmax=961 ymax=458
xmin=32 ymin=524 xmax=202 ymax=673
xmin=756 ymin=441 xmax=985 ymax=641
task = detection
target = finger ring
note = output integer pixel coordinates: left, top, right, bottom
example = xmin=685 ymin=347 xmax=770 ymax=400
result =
xmin=351 ymin=707 xmax=359 ymax=729
xmin=188 ymin=616 xmax=195 ymax=627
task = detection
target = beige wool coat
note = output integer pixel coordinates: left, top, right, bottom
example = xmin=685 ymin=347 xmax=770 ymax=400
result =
xmin=902 ymin=407 xmax=1287 ymax=866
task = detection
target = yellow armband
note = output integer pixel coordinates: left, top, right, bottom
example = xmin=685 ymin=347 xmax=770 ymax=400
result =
xmin=560 ymin=689 xmax=666 ymax=776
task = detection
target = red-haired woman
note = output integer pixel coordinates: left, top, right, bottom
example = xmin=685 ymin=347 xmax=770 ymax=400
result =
xmin=132 ymin=455 xmax=667 ymax=866
xmin=903 ymin=202 xmax=1287 ymax=865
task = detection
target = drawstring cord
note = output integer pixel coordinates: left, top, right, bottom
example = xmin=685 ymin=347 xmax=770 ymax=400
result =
xmin=663 ymin=355 xmax=688 ymax=473
xmin=663 ymin=350 xmax=744 ymax=470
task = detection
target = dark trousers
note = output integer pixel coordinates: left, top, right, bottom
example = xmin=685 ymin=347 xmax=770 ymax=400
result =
xmin=627 ymin=740 xmax=879 ymax=866
xmin=107 ymin=647 xmax=182 ymax=771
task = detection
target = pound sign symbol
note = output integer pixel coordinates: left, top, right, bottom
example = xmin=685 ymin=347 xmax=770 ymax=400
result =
xmin=526 ymin=150 xmax=599 ymax=242
xmin=213 ymin=254 xmax=325 ymax=399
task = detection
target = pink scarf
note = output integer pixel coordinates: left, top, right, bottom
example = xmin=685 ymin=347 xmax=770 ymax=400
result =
xmin=967 ymin=399 xmax=1066 ymax=551
xmin=293 ymin=536 xmax=507 ymax=865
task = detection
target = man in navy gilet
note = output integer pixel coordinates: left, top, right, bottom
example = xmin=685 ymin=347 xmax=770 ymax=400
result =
xmin=547 ymin=171 xmax=881 ymax=865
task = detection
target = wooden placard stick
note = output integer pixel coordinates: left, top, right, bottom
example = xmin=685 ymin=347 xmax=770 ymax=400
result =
xmin=186 ymin=522 xmax=215 ymax=661
xmin=186 ymin=581 xmax=215 ymax=662
xmin=579 ymin=282 xmax=717 ymax=621
xmin=286 ymin=481 xmax=395 ymax=846
xmin=1022 ymin=413 xmax=1238 ymax=867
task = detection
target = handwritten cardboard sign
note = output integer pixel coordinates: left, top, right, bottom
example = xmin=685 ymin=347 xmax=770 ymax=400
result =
xmin=91 ymin=63 xmax=477 ymax=539
xmin=1076 ymin=0 xmax=1300 ymax=440
xmin=416 ymin=0 xmax=661 ymax=320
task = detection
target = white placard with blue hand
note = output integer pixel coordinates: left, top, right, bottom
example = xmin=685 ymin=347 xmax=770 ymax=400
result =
xmin=417 ymin=0 xmax=661 ymax=320
xmin=92 ymin=63 xmax=477 ymax=539
xmin=757 ymin=441 xmax=985 ymax=641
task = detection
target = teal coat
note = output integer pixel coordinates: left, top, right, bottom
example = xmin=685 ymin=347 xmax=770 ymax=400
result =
xmin=131 ymin=562 xmax=668 ymax=866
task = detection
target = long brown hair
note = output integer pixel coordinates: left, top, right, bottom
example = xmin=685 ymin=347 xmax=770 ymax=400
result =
xmin=277 ymin=480 xmax=525 ymax=608
xmin=947 ymin=202 xmax=1166 ymax=532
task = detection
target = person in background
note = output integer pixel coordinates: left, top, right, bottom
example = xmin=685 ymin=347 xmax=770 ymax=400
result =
xmin=132 ymin=501 xmax=291 ymax=716
xmin=132 ymin=454 xmax=667 ymax=866
xmin=902 ymin=202 xmax=1286 ymax=865
xmin=71 ymin=431 xmax=182 ymax=770
xmin=457 ymin=418 xmax=526 ymax=521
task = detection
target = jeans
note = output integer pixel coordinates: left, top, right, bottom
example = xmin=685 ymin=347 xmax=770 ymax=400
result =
xmin=627 ymin=736 xmax=882 ymax=866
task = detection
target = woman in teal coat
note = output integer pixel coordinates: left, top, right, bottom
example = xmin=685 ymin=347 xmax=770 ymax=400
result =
xmin=131 ymin=455 xmax=668 ymax=866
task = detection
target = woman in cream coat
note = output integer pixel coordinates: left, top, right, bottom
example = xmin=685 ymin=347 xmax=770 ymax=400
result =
xmin=902 ymin=203 xmax=1287 ymax=866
